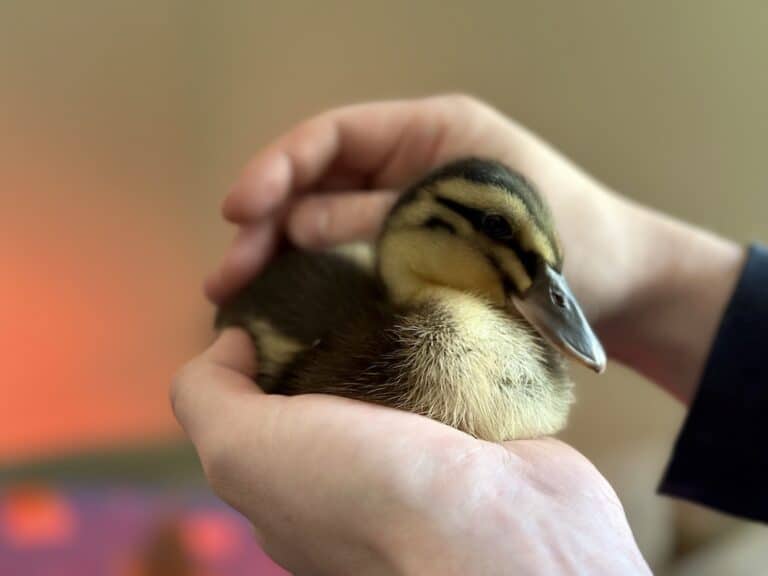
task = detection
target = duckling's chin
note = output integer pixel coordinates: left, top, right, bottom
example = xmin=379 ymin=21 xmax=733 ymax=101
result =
xmin=394 ymin=289 xmax=573 ymax=441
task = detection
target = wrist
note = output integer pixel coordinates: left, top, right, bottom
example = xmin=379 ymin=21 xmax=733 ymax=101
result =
xmin=599 ymin=201 xmax=745 ymax=402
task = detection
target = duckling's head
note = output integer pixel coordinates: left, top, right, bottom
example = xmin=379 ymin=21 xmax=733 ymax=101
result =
xmin=377 ymin=158 xmax=606 ymax=373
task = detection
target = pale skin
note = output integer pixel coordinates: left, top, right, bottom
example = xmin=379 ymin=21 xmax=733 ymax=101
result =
xmin=172 ymin=95 xmax=745 ymax=575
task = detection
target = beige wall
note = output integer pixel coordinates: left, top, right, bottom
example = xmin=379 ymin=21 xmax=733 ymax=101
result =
xmin=3 ymin=1 xmax=767 ymax=572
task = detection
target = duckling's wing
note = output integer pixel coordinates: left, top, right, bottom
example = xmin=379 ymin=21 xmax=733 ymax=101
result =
xmin=215 ymin=244 xmax=386 ymax=390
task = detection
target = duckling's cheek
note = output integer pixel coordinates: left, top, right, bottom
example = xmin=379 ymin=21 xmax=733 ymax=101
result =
xmin=379 ymin=230 xmax=506 ymax=306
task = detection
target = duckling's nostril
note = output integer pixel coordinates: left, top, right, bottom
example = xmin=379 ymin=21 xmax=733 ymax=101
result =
xmin=550 ymin=287 xmax=567 ymax=309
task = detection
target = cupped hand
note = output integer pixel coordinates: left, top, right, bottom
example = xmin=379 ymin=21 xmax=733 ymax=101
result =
xmin=206 ymin=95 xmax=648 ymax=325
xmin=171 ymin=329 xmax=650 ymax=576
xmin=206 ymin=94 xmax=744 ymax=403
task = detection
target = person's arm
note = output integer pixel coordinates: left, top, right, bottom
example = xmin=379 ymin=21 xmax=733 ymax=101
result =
xmin=659 ymin=244 xmax=768 ymax=521
xmin=594 ymin=203 xmax=746 ymax=404
xmin=586 ymin=204 xmax=768 ymax=520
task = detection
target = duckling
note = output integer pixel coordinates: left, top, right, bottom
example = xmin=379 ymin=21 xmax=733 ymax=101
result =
xmin=216 ymin=158 xmax=605 ymax=441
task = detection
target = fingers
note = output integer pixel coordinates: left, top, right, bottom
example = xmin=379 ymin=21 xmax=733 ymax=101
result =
xmin=208 ymin=95 xmax=479 ymax=303
xmin=222 ymin=100 xmax=416 ymax=225
xmin=223 ymin=151 xmax=293 ymax=223
xmin=287 ymin=189 xmax=399 ymax=248
xmin=202 ymin=327 xmax=259 ymax=376
xmin=204 ymin=101 xmax=420 ymax=303
xmin=170 ymin=328 xmax=262 ymax=446
xmin=208 ymin=100 xmax=419 ymax=303
xmin=205 ymin=219 xmax=280 ymax=302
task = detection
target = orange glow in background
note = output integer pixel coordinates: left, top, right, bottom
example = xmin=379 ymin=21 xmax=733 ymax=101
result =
xmin=0 ymin=205 xmax=199 ymax=460
xmin=0 ymin=110 xmax=209 ymax=463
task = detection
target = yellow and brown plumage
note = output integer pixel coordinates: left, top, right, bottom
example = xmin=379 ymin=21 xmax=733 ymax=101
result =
xmin=216 ymin=158 xmax=605 ymax=441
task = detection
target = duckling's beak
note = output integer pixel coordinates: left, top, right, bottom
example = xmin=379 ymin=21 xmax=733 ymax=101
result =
xmin=512 ymin=264 xmax=607 ymax=373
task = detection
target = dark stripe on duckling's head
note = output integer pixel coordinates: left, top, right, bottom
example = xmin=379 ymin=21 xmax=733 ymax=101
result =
xmin=423 ymin=216 xmax=456 ymax=234
xmin=378 ymin=158 xmax=565 ymax=300
xmin=432 ymin=196 xmax=486 ymax=229
xmin=392 ymin=158 xmax=563 ymax=270
xmin=431 ymin=195 xmax=541 ymax=279
xmin=419 ymin=158 xmax=549 ymax=233
xmin=485 ymin=252 xmax=518 ymax=295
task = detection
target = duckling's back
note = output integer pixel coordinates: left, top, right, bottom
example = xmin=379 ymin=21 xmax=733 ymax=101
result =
xmin=215 ymin=244 xmax=390 ymax=391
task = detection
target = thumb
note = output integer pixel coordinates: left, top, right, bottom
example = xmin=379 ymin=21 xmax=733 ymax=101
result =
xmin=170 ymin=328 xmax=262 ymax=444
xmin=287 ymin=190 xmax=399 ymax=249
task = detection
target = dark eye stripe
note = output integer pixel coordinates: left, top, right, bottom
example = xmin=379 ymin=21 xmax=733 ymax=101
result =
xmin=486 ymin=252 xmax=517 ymax=295
xmin=419 ymin=162 xmax=547 ymax=234
xmin=423 ymin=217 xmax=456 ymax=234
xmin=434 ymin=195 xmax=539 ymax=278
xmin=510 ymin=246 xmax=539 ymax=279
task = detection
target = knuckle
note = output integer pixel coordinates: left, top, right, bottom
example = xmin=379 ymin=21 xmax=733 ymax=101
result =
xmin=423 ymin=93 xmax=494 ymax=123
xmin=443 ymin=92 xmax=484 ymax=110
xmin=291 ymin=112 xmax=331 ymax=146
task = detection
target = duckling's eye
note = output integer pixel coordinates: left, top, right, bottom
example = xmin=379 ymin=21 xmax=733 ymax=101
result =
xmin=481 ymin=215 xmax=512 ymax=240
xmin=550 ymin=286 xmax=567 ymax=309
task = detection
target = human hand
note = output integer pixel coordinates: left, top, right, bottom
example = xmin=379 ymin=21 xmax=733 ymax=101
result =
xmin=206 ymin=95 xmax=632 ymax=321
xmin=171 ymin=329 xmax=651 ymax=576
xmin=206 ymin=94 xmax=744 ymax=402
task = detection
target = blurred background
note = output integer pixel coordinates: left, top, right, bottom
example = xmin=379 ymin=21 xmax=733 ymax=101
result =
xmin=1 ymin=1 xmax=766 ymax=574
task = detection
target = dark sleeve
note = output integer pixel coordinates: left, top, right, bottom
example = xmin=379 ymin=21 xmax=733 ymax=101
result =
xmin=659 ymin=244 xmax=768 ymax=523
